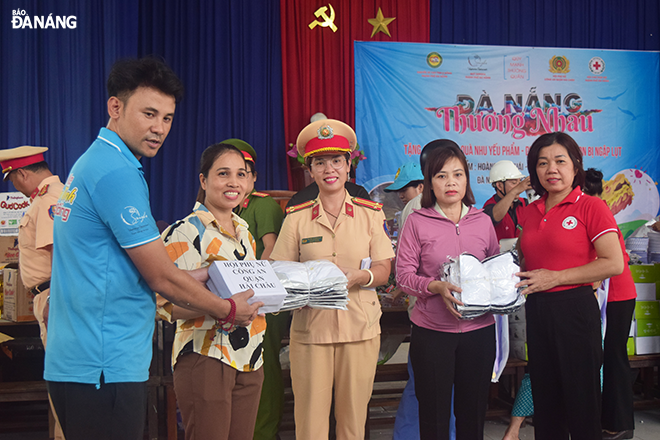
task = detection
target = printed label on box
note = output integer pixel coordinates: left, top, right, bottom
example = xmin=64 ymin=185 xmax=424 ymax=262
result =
xmin=636 ymin=319 xmax=660 ymax=337
xmin=629 ymin=264 xmax=660 ymax=284
xmin=635 ymin=301 xmax=660 ymax=320
xmin=0 ymin=192 xmax=29 ymax=237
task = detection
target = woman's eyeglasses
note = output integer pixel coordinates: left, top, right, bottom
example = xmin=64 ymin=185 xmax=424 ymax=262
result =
xmin=310 ymin=157 xmax=347 ymax=171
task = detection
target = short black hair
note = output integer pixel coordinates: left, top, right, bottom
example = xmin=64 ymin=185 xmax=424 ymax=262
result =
xmin=400 ymin=180 xmax=423 ymax=191
xmin=244 ymin=160 xmax=256 ymax=176
xmin=107 ymin=57 xmax=184 ymax=103
xmin=20 ymin=161 xmax=50 ymax=173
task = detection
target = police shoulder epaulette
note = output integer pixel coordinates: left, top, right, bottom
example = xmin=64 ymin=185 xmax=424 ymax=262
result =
xmin=252 ymin=191 xmax=269 ymax=198
xmin=286 ymin=199 xmax=316 ymax=214
xmin=352 ymin=197 xmax=383 ymax=211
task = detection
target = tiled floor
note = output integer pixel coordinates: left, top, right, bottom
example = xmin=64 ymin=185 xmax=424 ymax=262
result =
xmin=279 ymin=409 xmax=660 ymax=439
xmin=2 ymin=341 xmax=658 ymax=439
xmin=278 ymin=342 xmax=660 ymax=440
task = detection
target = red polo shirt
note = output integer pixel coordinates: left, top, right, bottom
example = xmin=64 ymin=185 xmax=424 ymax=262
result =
xmin=608 ymin=231 xmax=637 ymax=302
xmin=520 ymin=186 xmax=619 ymax=292
xmin=482 ymin=194 xmax=527 ymax=240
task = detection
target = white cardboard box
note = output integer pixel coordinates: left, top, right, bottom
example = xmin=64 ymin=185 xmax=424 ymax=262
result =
xmin=509 ymin=322 xmax=527 ymax=341
xmin=511 ymin=339 xmax=528 ymax=361
xmin=207 ymin=260 xmax=287 ymax=314
xmin=635 ymin=336 xmax=660 ymax=355
xmin=509 ymin=307 xmax=526 ymax=324
xmin=635 ymin=283 xmax=657 ymax=301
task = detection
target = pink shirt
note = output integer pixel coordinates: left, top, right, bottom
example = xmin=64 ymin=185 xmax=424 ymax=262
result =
xmin=396 ymin=205 xmax=499 ymax=333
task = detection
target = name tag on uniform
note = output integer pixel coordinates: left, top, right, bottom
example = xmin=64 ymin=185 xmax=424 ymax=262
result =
xmin=302 ymin=236 xmax=323 ymax=245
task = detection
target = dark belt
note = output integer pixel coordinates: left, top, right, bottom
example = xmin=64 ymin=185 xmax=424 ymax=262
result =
xmin=30 ymin=280 xmax=50 ymax=296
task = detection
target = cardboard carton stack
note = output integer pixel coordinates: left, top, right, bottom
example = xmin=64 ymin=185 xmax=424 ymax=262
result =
xmin=509 ymin=306 xmax=528 ymax=361
xmin=629 ymin=264 xmax=660 ymax=355
xmin=2 ymin=267 xmax=34 ymax=322
xmin=0 ymin=192 xmax=33 ymax=321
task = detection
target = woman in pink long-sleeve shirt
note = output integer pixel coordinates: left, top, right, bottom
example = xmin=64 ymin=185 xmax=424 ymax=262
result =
xmin=396 ymin=140 xmax=499 ymax=440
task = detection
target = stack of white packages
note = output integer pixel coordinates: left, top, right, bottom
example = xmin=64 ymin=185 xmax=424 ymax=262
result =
xmin=442 ymin=252 xmax=525 ymax=319
xmin=270 ymin=260 xmax=349 ymax=311
xmin=626 ymin=236 xmax=649 ymax=264
xmin=649 ymin=231 xmax=660 ymax=263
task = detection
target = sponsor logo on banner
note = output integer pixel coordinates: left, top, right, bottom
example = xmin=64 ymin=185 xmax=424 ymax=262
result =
xmin=11 ymin=9 xmax=77 ymax=29
xmin=549 ymin=55 xmax=570 ymax=74
xmin=589 ymin=57 xmax=605 ymax=75
xmin=467 ymin=54 xmax=487 ymax=70
xmin=427 ymin=52 xmax=443 ymax=68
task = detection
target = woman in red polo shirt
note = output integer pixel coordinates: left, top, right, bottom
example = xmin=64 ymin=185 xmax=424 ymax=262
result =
xmin=516 ymin=132 xmax=624 ymax=440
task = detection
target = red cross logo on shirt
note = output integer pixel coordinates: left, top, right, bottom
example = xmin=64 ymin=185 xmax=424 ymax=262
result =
xmin=562 ymin=216 xmax=578 ymax=230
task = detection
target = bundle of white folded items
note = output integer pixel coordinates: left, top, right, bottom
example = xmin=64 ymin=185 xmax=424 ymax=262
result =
xmin=206 ymin=260 xmax=288 ymax=314
xmin=441 ymin=252 xmax=525 ymax=319
xmin=269 ymin=259 xmax=349 ymax=311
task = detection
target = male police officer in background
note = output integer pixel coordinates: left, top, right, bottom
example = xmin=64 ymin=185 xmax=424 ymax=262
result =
xmin=0 ymin=146 xmax=65 ymax=440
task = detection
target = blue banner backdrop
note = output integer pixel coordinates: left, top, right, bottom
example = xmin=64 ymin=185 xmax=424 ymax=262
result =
xmin=355 ymin=42 xmax=660 ymax=230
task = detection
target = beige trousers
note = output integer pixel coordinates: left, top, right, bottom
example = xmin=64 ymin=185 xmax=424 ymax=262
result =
xmin=33 ymin=290 xmax=65 ymax=440
xmin=289 ymin=337 xmax=379 ymax=440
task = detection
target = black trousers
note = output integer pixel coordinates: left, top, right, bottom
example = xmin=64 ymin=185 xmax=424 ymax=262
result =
xmin=526 ymin=286 xmax=603 ymax=440
xmin=410 ymin=323 xmax=495 ymax=440
xmin=602 ymin=298 xmax=636 ymax=432
xmin=47 ymin=375 xmax=147 ymax=440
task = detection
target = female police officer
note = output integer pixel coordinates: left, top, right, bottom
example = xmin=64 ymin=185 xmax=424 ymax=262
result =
xmin=270 ymin=119 xmax=394 ymax=440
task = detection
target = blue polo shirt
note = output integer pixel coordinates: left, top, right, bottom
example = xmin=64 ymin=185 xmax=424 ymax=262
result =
xmin=45 ymin=128 xmax=161 ymax=385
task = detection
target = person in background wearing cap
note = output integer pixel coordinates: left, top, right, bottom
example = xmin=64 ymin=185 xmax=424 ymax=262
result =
xmin=0 ymin=145 xmax=65 ymax=440
xmin=221 ymin=138 xmax=288 ymax=440
xmin=270 ymin=119 xmax=395 ymax=440
xmin=482 ymin=160 xmax=531 ymax=240
xmin=384 ymin=161 xmax=424 ymax=205
xmin=44 ymin=57 xmax=262 ymax=440
xmin=225 ymin=138 xmax=284 ymax=261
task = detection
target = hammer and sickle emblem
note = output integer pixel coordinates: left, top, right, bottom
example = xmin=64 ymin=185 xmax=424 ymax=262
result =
xmin=308 ymin=4 xmax=337 ymax=32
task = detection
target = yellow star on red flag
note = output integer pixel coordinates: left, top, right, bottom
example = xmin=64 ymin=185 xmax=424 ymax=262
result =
xmin=368 ymin=8 xmax=395 ymax=38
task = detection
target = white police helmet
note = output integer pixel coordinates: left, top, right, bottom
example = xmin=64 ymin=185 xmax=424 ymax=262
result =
xmin=490 ymin=160 xmax=525 ymax=183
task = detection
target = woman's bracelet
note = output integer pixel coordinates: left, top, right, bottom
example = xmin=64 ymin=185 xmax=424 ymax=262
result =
xmin=363 ymin=269 xmax=374 ymax=287
xmin=218 ymin=298 xmax=236 ymax=330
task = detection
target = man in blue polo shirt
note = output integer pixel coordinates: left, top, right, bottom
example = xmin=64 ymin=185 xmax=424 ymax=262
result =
xmin=44 ymin=57 xmax=263 ymax=440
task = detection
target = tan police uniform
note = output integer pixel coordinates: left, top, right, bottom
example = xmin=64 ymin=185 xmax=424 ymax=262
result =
xmin=0 ymin=146 xmax=65 ymax=440
xmin=270 ymin=190 xmax=395 ymax=439
xmin=19 ymin=175 xmax=64 ymax=341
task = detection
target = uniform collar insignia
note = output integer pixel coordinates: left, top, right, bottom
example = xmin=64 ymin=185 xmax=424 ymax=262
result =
xmin=345 ymin=202 xmax=354 ymax=217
